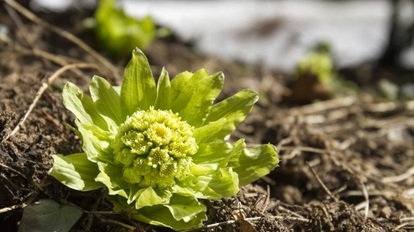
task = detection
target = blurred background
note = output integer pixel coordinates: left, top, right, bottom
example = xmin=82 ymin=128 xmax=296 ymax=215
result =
xmin=27 ymin=0 xmax=412 ymax=68
xmin=18 ymin=0 xmax=414 ymax=100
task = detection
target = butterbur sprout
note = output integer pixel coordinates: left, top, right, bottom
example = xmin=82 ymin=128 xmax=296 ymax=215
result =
xmin=50 ymin=48 xmax=279 ymax=230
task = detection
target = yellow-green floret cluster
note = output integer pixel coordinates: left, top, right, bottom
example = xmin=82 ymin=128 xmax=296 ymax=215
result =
xmin=112 ymin=107 xmax=198 ymax=188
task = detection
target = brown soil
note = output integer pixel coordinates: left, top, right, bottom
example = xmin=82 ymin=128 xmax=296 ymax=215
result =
xmin=1 ymin=3 xmax=414 ymax=232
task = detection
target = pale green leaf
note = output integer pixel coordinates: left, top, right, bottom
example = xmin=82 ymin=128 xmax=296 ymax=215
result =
xmin=154 ymin=67 xmax=171 ymax=110
xmin=95 ymin=162 xmax=128 ymax=199
xmin=19 ymin=199 xmax=83 ymax=232
xmin=174 ymin=165 xmax=238 ymax=199
xmin=171 ymin=70 xmax=224 ymax=126
xmin=192 ymin=142 xmax=232 ymax=166
xmin=62 ymin=82 xmax=108 ymax=130
xmin=204 ymin=89 xmax=258 ymax=129
xmin=135 ymin=187 xmax=171 ymax=209
xmin=195 ymin=89 xmax=258 ymax=145
xmin=229 ymin=140 xmax=279 ymax=186
xmin=126 ymin=185 xmax=147 ymax=204
xmin=170 ymin=71 xmax=193 ymax=101
xmin=132 ymin=195 xmax=207 ymax=230
xmin=89 ymin=75 xmax=124 ymax=125
xmin=81 ymin=123 xmax=115 ymax=141
xmin=77 ymin=122 xmax=112 ymax=162
xmin=202 ymin=167 xmax=239 ymax=197
xmin=50 ymin=153 xmax=104 ymax=191
xmin=194 ymin=118 xmax=232 ymax=143
xmin=168 ymin=194 xmax=206 ymax=221
xmin=173 ymin=164 xmax=221 ymax=199
xmin=121 ymin=48 xmax=156 ymax=115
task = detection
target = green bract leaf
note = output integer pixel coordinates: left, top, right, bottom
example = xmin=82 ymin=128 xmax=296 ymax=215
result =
xmin=170 ymin=71 xmax=193 ymax=100
xmin=192 ymin=142 xmax=232 ymax=165
xmin=132 ymin=195 xmax=207 ymax=230
xmin=52 ymin=48 xmax=279 ymax=231
xmin=135 ymin=187 xmax=171 ymax=209
xmin=204 ymin=89 xmax=258 ymax=136
xmin=194 ymin=89 xmax=258 ymax=144
xmin=90 ymin=75 xmax=124 ymax=125
xmin=77 ymin=122 xmax=113 ymax=162
xmin=155 ymin=67 xmax=171 ymax=110
xmin=171 ymin=70 xmax=224 ymax=126
xmin=121 ymin=48 xmax=157 ymax=115
xmin=172 ymin=164 xmax=234 ymax=199
xmin=95 ymin=162 xmax=128 ymax=198
xmin=50 ymin=153 xmax=103 ymax=191
xmin=229 ymin=140 xmax=279 ymax=186
xmin=194 ymin=118 xmax=229 ymax=143
xmin=62 ymin=82 xmax=108 ymax=130
xmin=194 ymin=167 xmax=239 ymax=198
xmin=19 ymin=199 xmax=83 ymax=232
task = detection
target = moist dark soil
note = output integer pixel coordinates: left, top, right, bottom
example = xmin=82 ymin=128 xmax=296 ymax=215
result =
xmin=1 ymin=3 xmax=414 ymax=232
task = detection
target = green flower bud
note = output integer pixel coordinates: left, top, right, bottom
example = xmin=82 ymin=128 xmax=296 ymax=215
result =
xmin=113 ymin=107 xmax=197 ymax=188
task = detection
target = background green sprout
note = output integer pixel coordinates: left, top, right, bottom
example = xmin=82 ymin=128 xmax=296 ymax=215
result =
xmin=50 ymin=48 xmax=278 ymax=230
xmin=297 ymin=42 xmax=334 ymax=84
xmin=94 ymin=0 xmax=159 ymax=58
xmin=289 ymin=42 xmax=359 ymax=103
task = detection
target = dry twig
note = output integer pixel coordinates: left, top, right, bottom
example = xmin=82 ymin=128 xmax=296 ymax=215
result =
xmin=359 ymin=180 xmax=370 ymax=220
xmin=0 ymin=203 xmax=26 ymax=214
xmin=307 ymin=162 xmax=339 ymax=202
xmin=3 ymin=0 xmax=119 ymax=78
xmin=382 ymin=166 xmax=414 ymax=183
xmin=183 ymin=215 xmax=310 ymax=232
xmin=99 ymin=218 xmax=136 ymax=231
xmin=288 ymin=96 xmax=356 ymax=115
xmin=1 ymin=63 xmax=98 ymax=143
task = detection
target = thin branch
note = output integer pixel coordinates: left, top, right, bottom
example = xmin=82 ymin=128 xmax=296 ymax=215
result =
xmin=84 ymin=210 xmax=118 ymax=215
xmin=99 ymin=218 xmax=136 ymax=231
xmin=0 ymin=203 xmax=26 ymax=214
xmin=279 ymin=146 xmax=327 ymax=154
xmin=1 ymin=63 xmax=98 ymax=143
xmin=288 ymin=96 xmax=355 ymax=115
xmin=365 ymin=100 xmax=414 ymax=112
xmin=359 ymin=180 xmax=370 ymax=220
xmin=4 ymin=3 xmax=32 ymax=47
xmin=1 ymin=35 xmax=86 ymax=77
xmin=394 ymin=222 xmax=414 ymax=230
xmin=277 ymin=205 xmax=308 ymax=222
xmin=183 ymin=215 xmax=310 ymax=232
xmin=401 ymin=217 xmax=414 ymax=222
xmin=0 ymin=162 xmax=26 ymax=179
xmin=261 ymin=185 xmax=271 ymax=213
xmin=1 ymin=34 xmax=80 ymax=67
xmin=382 ymin=166 xmax=414 ymax=183
xmin=3 ymin=0 xmax=119 ymax=78
xmin=307 ymin=162 xmax=339 ymax=202
xmin=184 ymin=219 xmax=238 ymax=232
xmin=84 ymin=192 xmax=106 ymax=231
